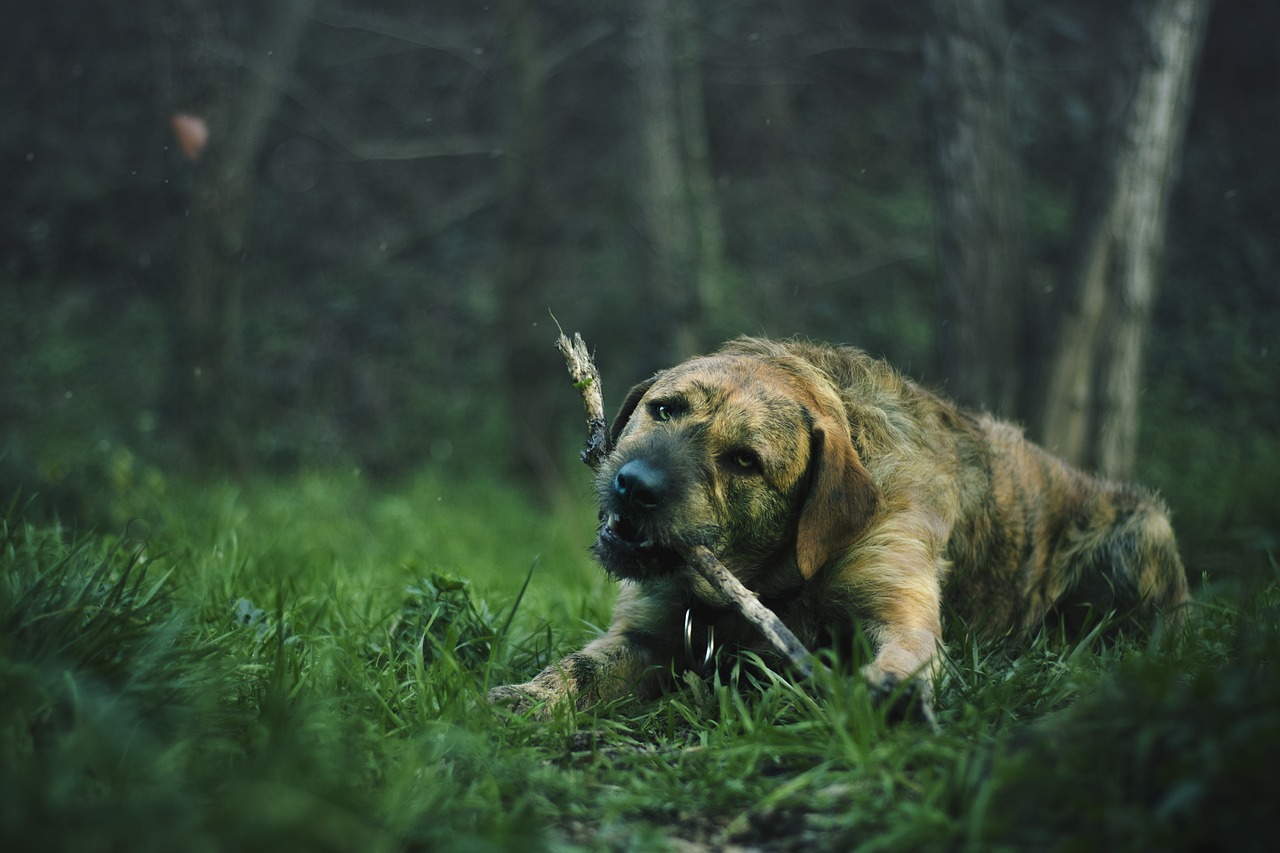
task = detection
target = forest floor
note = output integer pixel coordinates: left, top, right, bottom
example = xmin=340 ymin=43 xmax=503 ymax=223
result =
xmin=2 ymin=471 xmax=1277 ymax=851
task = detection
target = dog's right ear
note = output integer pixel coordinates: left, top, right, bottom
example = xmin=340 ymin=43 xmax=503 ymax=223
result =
xmin=609 ymin=375 xmax=658 ymax=444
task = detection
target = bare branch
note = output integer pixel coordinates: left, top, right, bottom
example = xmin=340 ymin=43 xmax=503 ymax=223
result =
xmin=311 ymin=8 xmax=488 ymax=70
xmin=683 ymin=545 xmax=814 ymax=677
xmin=278 ymin=70 xmax=498 ymax=160
xmin=537 ymin=21 xmax=617 ymax=84
xmin=204 ymin=32 xmax=498 ymax=162
xmin=554 ymin=330 xmax=611 ymax=470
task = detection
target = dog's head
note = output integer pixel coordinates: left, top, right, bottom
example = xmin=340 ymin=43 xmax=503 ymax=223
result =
xmin=593 ymin=350 xmax=879 ymax=590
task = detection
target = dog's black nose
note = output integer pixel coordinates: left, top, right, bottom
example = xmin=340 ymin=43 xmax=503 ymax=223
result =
xmin=613 ymin=459 xmax=665 ymax=511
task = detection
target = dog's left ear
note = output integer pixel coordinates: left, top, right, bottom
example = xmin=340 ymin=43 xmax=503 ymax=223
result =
xmin=796 ymin=422 xmax=879 ymax=579
xmin=609 ymin=375 xmax=658 ymax=445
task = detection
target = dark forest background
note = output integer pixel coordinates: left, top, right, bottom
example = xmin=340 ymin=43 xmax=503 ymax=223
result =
xmin=2 ymin=0 xmax=1276 ymax=570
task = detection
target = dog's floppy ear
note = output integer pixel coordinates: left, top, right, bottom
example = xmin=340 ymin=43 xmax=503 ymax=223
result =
xmin=609 ymin=375 xmax=658 ymax=445
xmin=796 ymin=421 xmax=879 ymax=579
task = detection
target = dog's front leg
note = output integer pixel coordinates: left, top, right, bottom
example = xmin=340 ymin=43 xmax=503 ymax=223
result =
xmin=839 ymin=514 xmax=947 ymax=716
xmin=486 ymin=636 xmax=657 ymax=716
xmin=861 ymin=618 xmax=942 ymax=715
xmin=487 ymin=581 xmax=683 ymax=717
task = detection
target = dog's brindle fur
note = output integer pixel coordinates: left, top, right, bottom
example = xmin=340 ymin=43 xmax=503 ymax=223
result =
xmin=488 ymin=338 xmax=1189 ymax=715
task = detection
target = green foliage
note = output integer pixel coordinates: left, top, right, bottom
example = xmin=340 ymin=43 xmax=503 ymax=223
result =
xmin=0 ymin=282 xmax=170 ymax=529
xmin=2 ymin=481 xmax=1278 ymax=851
xmin=1139 ymin=376 xmax=1280 ymax=557
xmin=980 ymin=573 xmax=1280 ymax=852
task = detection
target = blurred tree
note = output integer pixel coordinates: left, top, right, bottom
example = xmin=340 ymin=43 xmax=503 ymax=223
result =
xmin=923 ymin=0 xmax=1026 ymax=419
xmin=627 ymin=0 xmax=725 ymax=365
xmin=926 ymin=0 xmax=1211 ymax=478
xmin=162 ymin=0 xmax=316 ymax=463
xmin=495 ymin=0 xmax=560 ymax=493
xmin=1040 ymin=0 xmax=1211 ymax=477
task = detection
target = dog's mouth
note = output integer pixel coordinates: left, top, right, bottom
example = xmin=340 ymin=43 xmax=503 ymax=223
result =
xmin=594 ymin=512 xmax=686 ymax=576
xmin=602 ymin=512 xmax=654 ymax=549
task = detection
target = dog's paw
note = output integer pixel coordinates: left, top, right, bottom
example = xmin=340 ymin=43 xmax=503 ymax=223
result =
xmin=487 ymin=684 xmax=539 ymax=715
xmin=487 ymin=682 xmax=572 ymax=720
xmin=861 ymin=665 xmax=938 ymax=728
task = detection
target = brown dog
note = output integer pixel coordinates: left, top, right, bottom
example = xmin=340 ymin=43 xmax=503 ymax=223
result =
xmin=489 ymin=337 xmax=1189 ymax=715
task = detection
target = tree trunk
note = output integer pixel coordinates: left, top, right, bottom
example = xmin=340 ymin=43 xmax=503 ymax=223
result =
xmin=628 ymin=0 xmax=723 ymax=365
xmin=495 ymin=0 xmax=560 ymax=495
xmin=923 ymin=0 xmax=1026 ymax=419
xmin=1040 ymin=0 xmax=1211 ymax=477
xmin=672 ymin=1 xmax=725 ymax=328
xmin=165 ymin=0 xmax=316 ymax=462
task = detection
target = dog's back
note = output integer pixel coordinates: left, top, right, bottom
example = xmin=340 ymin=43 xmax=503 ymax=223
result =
xmin=946 ymin=415 xmax=1189 ymax=636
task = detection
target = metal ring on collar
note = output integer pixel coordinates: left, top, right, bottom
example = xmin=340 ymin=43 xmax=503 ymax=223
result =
xmin=683 ymin=606 xmax=716 ymax=675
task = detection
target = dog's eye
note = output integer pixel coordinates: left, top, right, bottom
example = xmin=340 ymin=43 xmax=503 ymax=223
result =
xmin=729 ymin=450 xmax=761 ymax=472
xmin=649 ymin=401 xmax=681 ymax=422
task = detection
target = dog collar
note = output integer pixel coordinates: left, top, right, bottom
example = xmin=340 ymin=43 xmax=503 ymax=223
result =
xmin=683 ymin=606 xmax=717 ymax=675
xmin=682 ymin=591 xmax=792 ymax=675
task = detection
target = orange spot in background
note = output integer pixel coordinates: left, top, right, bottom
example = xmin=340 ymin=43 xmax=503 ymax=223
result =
xmin=170 ymin=113 xmax=208 ymax=161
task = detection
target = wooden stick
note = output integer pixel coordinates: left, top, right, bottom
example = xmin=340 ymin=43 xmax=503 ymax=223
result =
xmin=555 ymin=332 xmax=814 ymax=677
xmin=554 ymin=331 xmax=612 ymax=469
xmin=683 ymin=545 xmax=814 ymax=678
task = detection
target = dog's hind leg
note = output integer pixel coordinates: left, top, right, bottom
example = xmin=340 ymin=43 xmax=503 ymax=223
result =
xmin=1032 ymin=486 xmax=1190 ymax=635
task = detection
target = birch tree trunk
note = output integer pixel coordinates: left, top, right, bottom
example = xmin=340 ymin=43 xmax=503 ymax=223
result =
xmin=1040 ymin=0 xmax=1211 ymax=477
xmin=923 ymin=0 xmax=1026 ymax=418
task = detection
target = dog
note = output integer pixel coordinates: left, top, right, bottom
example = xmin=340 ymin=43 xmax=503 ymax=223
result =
xmin=488 ymin=337 xmax=1189 ymax=716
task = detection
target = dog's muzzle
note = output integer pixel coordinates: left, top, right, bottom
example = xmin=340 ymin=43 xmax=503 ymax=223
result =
xmin=602 ymin=458 xmax=666 ymax=546
xmin=595 ymin=457 xmax=689 ymax=576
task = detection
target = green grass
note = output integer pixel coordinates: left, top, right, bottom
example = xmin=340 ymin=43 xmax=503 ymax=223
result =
xmin=2 ymin=474 xmax=1278 ymax=852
